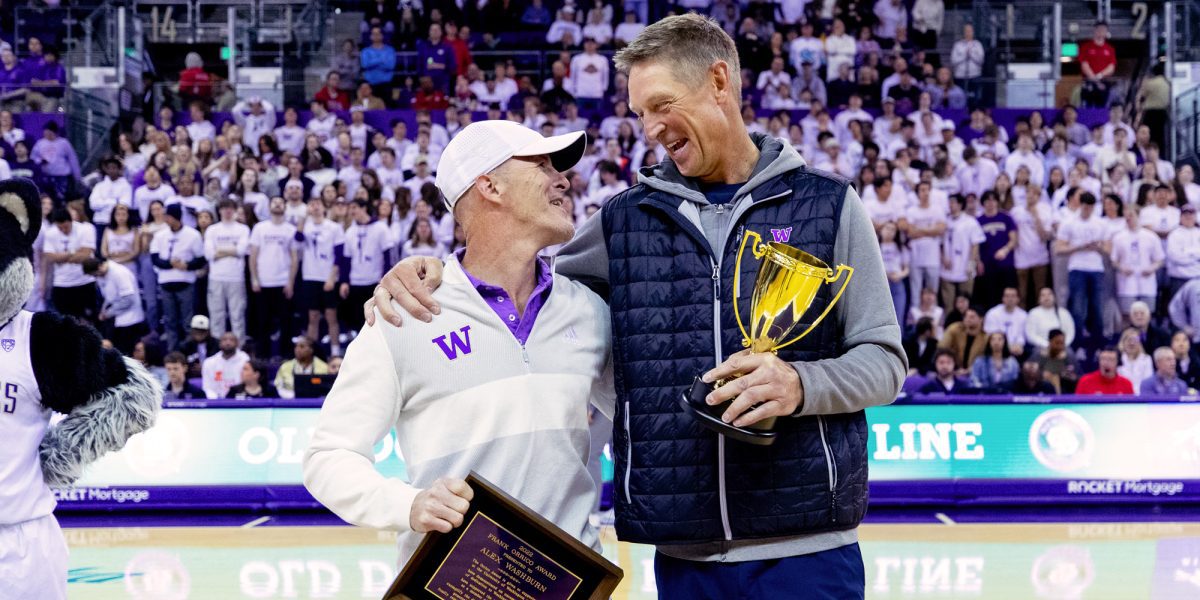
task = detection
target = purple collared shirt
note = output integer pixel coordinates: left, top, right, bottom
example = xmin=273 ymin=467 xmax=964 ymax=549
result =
xmin=457 ymin=249 xmax=554 ymax=346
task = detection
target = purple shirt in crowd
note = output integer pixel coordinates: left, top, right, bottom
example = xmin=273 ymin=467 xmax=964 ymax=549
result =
xmin=27 ymin=58 xmax=66 ymax=98
xmin=977 ymin=211 xmax=1017 ymax=270
xmin=416 ymin=39 xmax=457 ymax=92
xmin=456 ymin=249 xmax=554 ymax=346
xmin=31 ymin=136 xmax=81 ymax=178
xmin=0 ymin=61 xmax=28 ymax=96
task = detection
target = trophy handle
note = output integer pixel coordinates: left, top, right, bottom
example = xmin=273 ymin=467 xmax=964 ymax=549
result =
xmin=732 ymin=230 xmax=763 ymax=347
xmin=774 ymin=264 xmax=854 ymax=352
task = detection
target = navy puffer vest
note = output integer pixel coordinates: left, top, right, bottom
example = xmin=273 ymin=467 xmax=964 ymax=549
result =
xmin=602 ymin=166 xmax=869 ymax=545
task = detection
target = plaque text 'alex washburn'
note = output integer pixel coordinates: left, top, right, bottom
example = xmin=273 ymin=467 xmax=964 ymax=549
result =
xmin=426 ymin=513 xmax=583 ymax=600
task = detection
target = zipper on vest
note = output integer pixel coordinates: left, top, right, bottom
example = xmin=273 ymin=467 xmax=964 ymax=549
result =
xmin=711 ymin=258 xmax=734 ymax=542
xmin=817 ymin=416 xmax=838 ymax=523
xmin=623 ymin=400 xmax=632 ymax=504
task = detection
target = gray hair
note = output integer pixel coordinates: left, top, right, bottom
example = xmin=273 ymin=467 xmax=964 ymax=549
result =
xmin=613 ymin=13 xmax=741 ymax=98
xmin=1153 ymin=346 xmax=1176 ymax=363
xmin=185 ymin=52 xmax=203 ymax=69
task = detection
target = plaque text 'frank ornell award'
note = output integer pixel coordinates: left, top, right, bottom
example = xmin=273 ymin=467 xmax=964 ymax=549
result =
xmin=681 ymin=229 xmax=852 ymax=446
xmin=384 ymin=472 xmax=623 ymax=600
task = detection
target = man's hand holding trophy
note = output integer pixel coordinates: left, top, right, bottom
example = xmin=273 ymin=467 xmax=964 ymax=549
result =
xmin=682 ymin=229 xmax=853 ymax=445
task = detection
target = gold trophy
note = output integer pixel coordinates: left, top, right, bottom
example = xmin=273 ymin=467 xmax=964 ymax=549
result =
xmin=680 ymin=230 xmax=853 ymax=446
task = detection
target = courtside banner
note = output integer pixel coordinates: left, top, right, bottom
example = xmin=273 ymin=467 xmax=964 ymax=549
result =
xmin=54 ymin=402 xmax=1200 ymax=509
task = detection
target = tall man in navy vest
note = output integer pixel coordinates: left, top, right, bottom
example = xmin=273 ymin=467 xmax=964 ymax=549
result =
xmin=366 ymin=14 xmax=905 ymax=597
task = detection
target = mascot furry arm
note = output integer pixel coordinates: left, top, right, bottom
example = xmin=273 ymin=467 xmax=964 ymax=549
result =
xmin=0 ymin=178 xmax=161 ymax=488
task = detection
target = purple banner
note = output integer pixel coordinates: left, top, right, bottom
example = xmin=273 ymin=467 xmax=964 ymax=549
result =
xmin=869 ymin=479 xmax=1200 ymax=507
xmin=53 ymin=485 xmax=324 ymax=511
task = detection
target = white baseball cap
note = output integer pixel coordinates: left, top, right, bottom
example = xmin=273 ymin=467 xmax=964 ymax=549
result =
xmin=190 ymin=315 xmax=210 ymax=330
xmin=434 ymin=120 xmax=587 ymax=210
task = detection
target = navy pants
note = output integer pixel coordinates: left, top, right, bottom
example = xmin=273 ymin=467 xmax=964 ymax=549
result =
xmin=654 ymin=543 xmax=865 ymax=599
xmin=1068 ymin=270 xmax=1104 ymax=349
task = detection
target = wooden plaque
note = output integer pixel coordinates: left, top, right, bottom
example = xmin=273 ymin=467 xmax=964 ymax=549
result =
xmin=384 ymin=472 xmax=623 ymax=600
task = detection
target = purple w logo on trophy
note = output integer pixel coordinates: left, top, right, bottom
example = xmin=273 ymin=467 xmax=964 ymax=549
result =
xmin=769 ymin=227 xmax=793 ymax=243
xmin=1 ymin=339 xmax=13 ymax=352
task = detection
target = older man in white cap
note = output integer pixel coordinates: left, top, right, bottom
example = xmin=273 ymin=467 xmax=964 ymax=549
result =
xmin=303 ymin=121 xmax=615 ymax=566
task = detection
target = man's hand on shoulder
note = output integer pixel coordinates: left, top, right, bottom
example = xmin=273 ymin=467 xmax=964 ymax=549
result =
xmin=365 ymin=255 xmax=445 ymax=327
xmin=410 ymin=477 xmax=473 ymax=534
xmin=701 ymin=349 xmax=806 ymax=427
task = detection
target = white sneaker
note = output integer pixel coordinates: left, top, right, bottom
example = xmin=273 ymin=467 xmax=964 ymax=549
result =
xmin=338 ymin=333 xmax=349 ymax=344
xmin=320 ymin=335 xmax=331 ymax=344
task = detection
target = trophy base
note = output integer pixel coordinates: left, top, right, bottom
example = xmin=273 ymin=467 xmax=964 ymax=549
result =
xmin=679 ymin=377 xmax=778 ymax=446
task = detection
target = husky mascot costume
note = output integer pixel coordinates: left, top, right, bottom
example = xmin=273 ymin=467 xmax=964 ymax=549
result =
xmin=0 ymin=178 xmax=161 ymax=599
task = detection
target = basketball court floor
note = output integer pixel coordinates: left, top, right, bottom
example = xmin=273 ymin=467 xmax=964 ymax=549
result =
xmin=61 ymin=511 xmax=1200 ymax=599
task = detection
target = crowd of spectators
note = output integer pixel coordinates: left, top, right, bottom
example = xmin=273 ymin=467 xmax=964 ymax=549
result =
xmin=1 ymin=1 xmax=1194 ymax=400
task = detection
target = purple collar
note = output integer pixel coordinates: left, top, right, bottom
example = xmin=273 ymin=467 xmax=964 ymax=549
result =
xmin=456 ymin=249 xmax=554 ymax=346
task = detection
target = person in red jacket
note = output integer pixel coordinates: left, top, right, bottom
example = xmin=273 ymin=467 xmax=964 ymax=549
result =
xmin=314 ymin=71 xmax=351 ymax=112
xmin=179 ymin=52 xmax=213 ymax=104
xmin=411 ymin=75 xmax=450 ymax=110
xmin=1076 ymin=346 xmax=1135 ymax=395
xmin=1079 ymin=22 xmax=1116 ymax=107
xmin=446 ymin=22 xmax=472 ymax=78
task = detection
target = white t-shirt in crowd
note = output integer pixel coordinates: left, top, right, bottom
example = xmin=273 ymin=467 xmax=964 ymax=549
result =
xmin=377 ymin=166 xmax=405 ymax=190
xmin=133 ymin=183 xmax=175 ymax=224
xmin=300 ymin=218 xmax=346 ymax=283
xmin=1009 ymin=202 xmax=1054 ymax=269
xmin=99 ymin=261 xmax=144 ymax=328
xmin=249 ymin=220 xmax=298 ymax=288
xmin=878 ymin=241 xmax=909 ymax=277
xmin=957 ymin=159 xmax=1000 ymax=199
xmin=283 ymin=200 xmax=309 ymax=228
xmin=274 ymin=125 xmax=307 ymax=156
xmin=204 ymin=221 xmax=251 ymax=283
xmin=1140 ymin=204 xmax=1180 ymax=240
xmin=187 ymin=120 xmax=216 ymax=145
xmin=569 ymin=52 xmax=610 ymax=99
xmin=1166 ymin=225 xmax=1200 ymax=280
xmin=202 ymin=349 xmax=250 ymax=399
xmin=1110 ymin=226 xmax=1164 ymax=297
xmin=88 ymin=177 xmax=133 ymax=225
xmin=344 ymin=219 xmax=397 ymax=286
xmin=150 ymin=225 xmax=205 ymax=285
xmin=1057 ymin=214 xmax=1107 ymax=272
xmin=984 ymin=305 xmax=1028 ymax=348
xmin=863 ymin=192 xmax=910 ymax=227
xmin=401 ymin=240 xmax=447 ymax=260
xmin=306 ymin=114 xmax=337 ymax=142
xmin=241 ymin=191 xmax=271 ymax=223
xmin=165 ymin=194 xmax=212 ymax=230
xmin=940 ymin=214 xmax=985 ymax=283
xmin=905 ymin=202 xmax=946 ymax=268
xmin=42 ymin=222 xmax=97 ymax=288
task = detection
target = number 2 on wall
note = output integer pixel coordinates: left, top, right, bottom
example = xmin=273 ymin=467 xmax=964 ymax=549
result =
xmin=1131 ymin=3 xmax=1148 ymax=40
xmin=2 ymin=383 xmax=17 ymax=414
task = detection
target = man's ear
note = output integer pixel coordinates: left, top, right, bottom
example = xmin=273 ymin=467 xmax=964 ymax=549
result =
xmin=710 ymin=61 xmax=733 ymax=104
